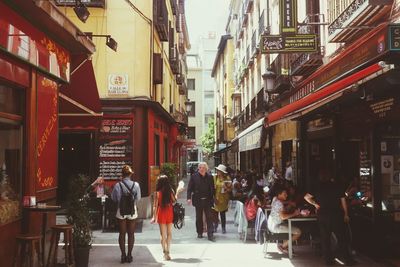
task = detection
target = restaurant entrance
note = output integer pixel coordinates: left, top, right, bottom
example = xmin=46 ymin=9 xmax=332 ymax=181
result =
xmin=58 ymin=133 xmax=94 ymax=206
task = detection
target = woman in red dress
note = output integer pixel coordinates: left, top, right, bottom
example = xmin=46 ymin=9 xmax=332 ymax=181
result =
xmin=151 ymin=175 xmax=176 ymax=260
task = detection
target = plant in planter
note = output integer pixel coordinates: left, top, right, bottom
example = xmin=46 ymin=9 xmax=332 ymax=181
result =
xmin=66 ymin=174 xmax=92 ymax=267
xmin=160 ymin=162 xmax=178 ymax=190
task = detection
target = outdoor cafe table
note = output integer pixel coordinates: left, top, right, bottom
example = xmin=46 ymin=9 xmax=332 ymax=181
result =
xmin=288 ymin=215 xmax=317 ymax=259
xmin=24 ymin=205 xmax=62 ymax=265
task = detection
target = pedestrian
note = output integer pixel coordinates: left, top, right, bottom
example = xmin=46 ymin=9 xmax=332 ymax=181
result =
xmin=150 ymin=175 xmax=178 ymax=261
xmin=284 ymin=161 xmax=293 ymax=184
xmin=304 ymin=169 xmax=356 ymax=266
xmin=111 ymin=165 xmax=141 ymax=263
xmin=213 ymin=164 xmax=232 ymax=234
xmin=186 ymin=162 xmax=216 ymax=241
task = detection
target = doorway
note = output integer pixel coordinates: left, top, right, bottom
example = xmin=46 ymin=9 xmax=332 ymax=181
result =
xmin=58 ymin=132 xmax=93 ymax=206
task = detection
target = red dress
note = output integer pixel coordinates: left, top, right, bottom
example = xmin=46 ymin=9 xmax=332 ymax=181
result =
xmin=156 ymin=191 xmax=174 ymax=224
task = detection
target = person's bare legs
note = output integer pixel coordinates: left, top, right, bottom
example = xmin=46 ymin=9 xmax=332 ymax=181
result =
xmin=159 ymin=224 xmax=168 ymax=260
xmin=118 ymin=219 xmax=127 ymax=262
xmin=126 ymin=219 xmax=136 ymax=262
xmin=166 ymin=223 xmax=173 ymax=259
xmin=282 ymin=232 xmax=301 ymax=249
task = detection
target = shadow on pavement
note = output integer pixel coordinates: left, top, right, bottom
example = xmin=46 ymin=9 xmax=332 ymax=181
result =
xmin=170 ymin=257 xmax=202 ymax=264
xmin=89 ymin=245 xmax=162 ymax=267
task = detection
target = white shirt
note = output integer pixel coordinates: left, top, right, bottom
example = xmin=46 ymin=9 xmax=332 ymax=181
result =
xmin=267 ymin=197 xmax=284 ymax=232
xmin=285 ymin=166 xmax=293 ymax=181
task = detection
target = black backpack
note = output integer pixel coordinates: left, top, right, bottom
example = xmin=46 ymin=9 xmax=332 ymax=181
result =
xmin=119 ymin=180 xmax=136 ymax=216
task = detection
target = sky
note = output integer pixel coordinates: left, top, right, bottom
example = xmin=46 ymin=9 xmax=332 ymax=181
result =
xmin=185 ymin=0 xmax=231 ymax=48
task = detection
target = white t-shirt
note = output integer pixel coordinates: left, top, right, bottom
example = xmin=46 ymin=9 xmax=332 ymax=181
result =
xmin=285 ymin=166 xmax=293 ymax=181
xmin=267 ymin=197 xmax=284 ymax=232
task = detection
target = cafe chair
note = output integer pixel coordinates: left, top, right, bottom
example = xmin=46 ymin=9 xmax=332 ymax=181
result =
xmin=262 ymin=213 xmax=289 ymax=257
xmin=13 ymin=234 xmax=43 ymax=267
xmin=46 ymin=224 xmax=75 ymax=267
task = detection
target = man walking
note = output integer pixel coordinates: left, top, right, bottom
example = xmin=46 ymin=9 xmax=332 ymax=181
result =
xmin=187 ymin=162 xmax=215 ymax=241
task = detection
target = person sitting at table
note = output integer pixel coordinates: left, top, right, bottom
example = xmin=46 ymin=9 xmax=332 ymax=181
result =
xmin=267 ymin=186 xmax=301 ymax=254
xmin=88 ymin=176 xmax=109 ymax=197
xmin=245 ymin=193 xmax=264 ymax=222
xmin=285 ymin=184 xmax=306 ymax=213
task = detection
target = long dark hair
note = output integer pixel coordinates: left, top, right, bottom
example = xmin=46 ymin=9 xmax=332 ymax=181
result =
xmin=156 ymin=175 xmax=173 ymax=207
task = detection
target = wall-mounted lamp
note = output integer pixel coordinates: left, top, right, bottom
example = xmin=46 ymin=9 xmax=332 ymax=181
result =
xmin=74 ymin=0 xmax=90 ymax=23
xmin=185 ymin=100 xmax=192 ymax=114
xmin=78 ymin=34 xmax=118 ymax=52
xmin=262 ymin=67 xmax=276 ymax=92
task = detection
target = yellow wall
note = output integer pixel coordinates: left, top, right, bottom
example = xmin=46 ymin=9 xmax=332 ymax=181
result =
xmin=272 ymin=121 xmax=299 ymax=169
xmin=60 ymin=1 xmax=184 ymax=112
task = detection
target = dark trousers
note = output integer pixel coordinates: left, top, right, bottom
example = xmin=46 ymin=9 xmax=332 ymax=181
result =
xmin=195 ymin=200 xmax=213 ymax=238
xmin=214 ymin=210 xmax=227 ymax=231
xmin=318 ymin=214 xmax=352 ymax=263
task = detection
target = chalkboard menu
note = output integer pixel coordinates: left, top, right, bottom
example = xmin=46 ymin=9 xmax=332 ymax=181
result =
xmin=359 ymin=151 xmax=372 ymax=198
xmin=99 ymin=118 xmax=133 ymax=179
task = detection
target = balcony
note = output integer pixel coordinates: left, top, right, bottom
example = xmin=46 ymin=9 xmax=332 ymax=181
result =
xmin=172 ymin=109 xmax=188 ymax=125
xmin=55 ymin=0 xmax=105 ymax=7
xmin=270 ymin=55 xmax=291 ymax=93
xmin=244 ymin=0 xmax=254 ymax=13
xmin=178 ymin=82 xmax=187 ymax=95
xmin=238 ymin=88 xmax=266 ymax=130
xmin=328 ymin=0 xmax=392 ymax=43
xmin=154 ymin=0 xmax=169 ymax=42
xmin=242 ymin=13 xmax=249 ymax=28
xmin=289 ymin=18 xmax=323 ymax=77
xmin=258 ymin=10 xmax=268 ymax=35
xmin=170 ymin=0 xmax=177 ymax=15
xmin=169 ymin=46 xmax=179 ymax=74
xmin=246 ymin=45 xmax=253 ymax=67
xmin=251 ymin=31 xmax=259 ymax=57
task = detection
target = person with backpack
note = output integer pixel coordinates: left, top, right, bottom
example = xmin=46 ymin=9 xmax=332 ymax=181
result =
xmin=150 ymin=175 xmax=179 ymax=261
xmin=111 ymin=165 xmax=141 ymax=263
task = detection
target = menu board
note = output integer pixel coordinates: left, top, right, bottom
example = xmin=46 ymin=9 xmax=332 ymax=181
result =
xmin=99 ymin=118 xmax=133 ymax=179
xmin=359 ymin=151 xmax=372 ymax=200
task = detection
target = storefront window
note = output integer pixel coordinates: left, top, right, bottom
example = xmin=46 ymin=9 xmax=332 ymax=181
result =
xmin=0 ymin=86 xmax=23 ymax=225
xmin=0 ymin=120 xmax=23 ymax=225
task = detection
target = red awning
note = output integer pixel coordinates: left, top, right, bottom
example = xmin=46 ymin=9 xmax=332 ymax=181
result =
xmin=59 ymin=59 xmax=102 ymax=129
xmin=267 ymin=62 xmax=387 ymax=125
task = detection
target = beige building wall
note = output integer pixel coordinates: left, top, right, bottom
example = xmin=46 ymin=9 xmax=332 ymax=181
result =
xmin=59 ymin=0 xmax=185 ymax=111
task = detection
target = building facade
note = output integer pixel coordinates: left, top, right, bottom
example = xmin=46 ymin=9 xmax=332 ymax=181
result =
xmin=0 ymin=1 xmax=97 ymax=265
xmin=57 ymin=0 xmax=190 ymax=196
xmin=186 ymin=34 xmax=217 ymax=168
xmin=221 ymin=0 xmax=400 ymax=260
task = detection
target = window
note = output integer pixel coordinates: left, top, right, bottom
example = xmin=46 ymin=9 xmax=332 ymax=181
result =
xmin=155 ymin=134 xmax=160 ymax=166
xmin=164 ymin=138 xmax=168 ymax=162
xmin=187 ymin=127 xmax=196 ymax=139
xmin=187 ymin=78 xmax=195 ymax=90
xmin=188 ymin=101 xmax=195 ymax=117
xmin=0 ymin=85 xmax=24 ymax=225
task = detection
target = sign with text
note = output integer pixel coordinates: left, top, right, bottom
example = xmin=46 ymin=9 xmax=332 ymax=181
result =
xmin=260 ymin=35 xmax=317 ymax=53
xmin=36 ymin=75 xmax=58 ymax=191
xmin=99 ymin=117 xmax=134 ymax=179
xmin=289 ymin=24 xmax=392 ymax=104
xmin=0 ymin=2 xmax=70 ymax=81
xmin=108 ymin=74 xmax=129 ymax=95
xmin=280 ymin=0 xmax=297 ymax=35
xmin=239 ymin=127 xmax=262 ymax=152
xmin=389 ymin=25 xmax=400 ymax=51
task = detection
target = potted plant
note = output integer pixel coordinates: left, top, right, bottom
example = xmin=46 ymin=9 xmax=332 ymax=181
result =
xmin=66 ymin=174 xmax=92 ymax=267
xmin=160 ymin=162 xmax=178 ymax=189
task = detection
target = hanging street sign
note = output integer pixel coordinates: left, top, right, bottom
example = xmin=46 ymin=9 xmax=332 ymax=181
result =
xmin=260 ymin=34 xmax=317 ymax=53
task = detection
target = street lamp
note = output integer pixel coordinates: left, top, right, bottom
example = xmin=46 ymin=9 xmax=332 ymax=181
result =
xmin=185 ymin=100 xmax=192 ymax=114
xmin=262 ymin=67 xmax=276 ymax=92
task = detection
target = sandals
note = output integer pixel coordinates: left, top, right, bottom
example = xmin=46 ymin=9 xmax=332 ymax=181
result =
xmin=163 ymin=251 xmax=171 ymax=261
xmin=120 ymin=255 xmax=127 ymax=263
xmin=126 ymin=255 xmax=133 ymax=263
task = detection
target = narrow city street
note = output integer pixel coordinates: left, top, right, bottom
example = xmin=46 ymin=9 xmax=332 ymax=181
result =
xmin=83 ymin=178 xmax=385 ymax=267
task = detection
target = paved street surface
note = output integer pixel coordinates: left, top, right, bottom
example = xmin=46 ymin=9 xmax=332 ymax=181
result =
xmin=85 ymin=179 xmax=388 ymax=267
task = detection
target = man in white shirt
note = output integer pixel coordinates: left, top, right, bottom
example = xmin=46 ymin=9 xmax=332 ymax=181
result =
xmin=285 ymin=161 xmax=293 ymax=183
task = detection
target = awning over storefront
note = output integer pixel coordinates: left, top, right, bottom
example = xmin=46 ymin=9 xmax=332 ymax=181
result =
xmin=267 ymin=62 xmax=393 ymax=126
xmin=237 ymin=117 xmax=266 ymax=152
xmin=59 ymin=59 xmax=102 ymax=129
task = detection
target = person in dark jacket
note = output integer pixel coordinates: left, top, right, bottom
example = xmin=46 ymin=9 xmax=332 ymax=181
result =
xmin=304 ymin=169 xmax=356 ymax=266
xmin=187 ymin=162 xmax=216 ymax=241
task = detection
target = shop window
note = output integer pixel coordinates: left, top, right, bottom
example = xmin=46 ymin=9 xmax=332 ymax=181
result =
xmin=0 ymin=86 xmax=24 ymax=225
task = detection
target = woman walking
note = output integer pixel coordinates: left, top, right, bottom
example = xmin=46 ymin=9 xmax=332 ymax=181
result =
xmin=111 ymin=165 xmax=141 ymax=263
xmin=213 ymin=164 xmax=232 ymax=234
xmin=151 ymin=175 xmax=178 ymax=260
